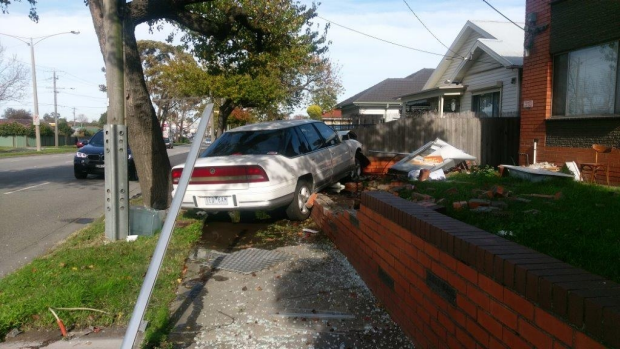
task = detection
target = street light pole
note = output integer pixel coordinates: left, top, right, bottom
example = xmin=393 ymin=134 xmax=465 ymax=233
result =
xmin=29 ymin=37 xmax=41 ymax=151
xmin=0 ymin=31 xmax=80 ymax=151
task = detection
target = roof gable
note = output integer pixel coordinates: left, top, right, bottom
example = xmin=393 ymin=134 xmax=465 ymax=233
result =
xmin=423 ymin=20 xmax=524 ymax=89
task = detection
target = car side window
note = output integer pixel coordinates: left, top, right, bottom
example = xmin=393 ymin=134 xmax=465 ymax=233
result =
xmin=297 ymin=124 xmax=323 ymax=152
xmin=313 ymin=122 xmax=341 ymax=147
xmin=284 ymin=127 xmax=306 ymax=157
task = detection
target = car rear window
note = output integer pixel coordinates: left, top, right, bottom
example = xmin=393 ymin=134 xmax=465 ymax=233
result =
xmin=201 ymin=129 xmax=288 ymax=157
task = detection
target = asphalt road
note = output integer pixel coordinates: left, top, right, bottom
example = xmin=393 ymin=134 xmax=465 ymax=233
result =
xmin=0 ymin=145 xmax=191 ymax=278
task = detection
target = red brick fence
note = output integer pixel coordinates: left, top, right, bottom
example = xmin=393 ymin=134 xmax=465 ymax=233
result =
xmin=311 ymin=191 xmax=619 ymax=349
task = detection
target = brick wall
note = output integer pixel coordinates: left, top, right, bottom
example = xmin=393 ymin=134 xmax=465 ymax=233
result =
xmin=312 ymin=191 xmax=620 ymax=348
xmin=520 ymin=0 xmax=620 ymax=185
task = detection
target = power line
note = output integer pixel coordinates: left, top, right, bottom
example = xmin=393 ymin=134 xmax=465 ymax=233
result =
xmin=401 ymin=0 xmax=463 ymax=58
xmin=62 ymin=92 xmax=107 ymax=100
xmin=481 ymin=0 xmax=524 ymax=30
xmin=57 ymin=70 xmax=103 ymax=87
xmin=317 ymin=15 xmax=448 ymax=58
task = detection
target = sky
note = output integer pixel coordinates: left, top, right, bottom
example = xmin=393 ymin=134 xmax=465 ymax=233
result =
xmin=0 ymin=0 xmax=525 ymax=122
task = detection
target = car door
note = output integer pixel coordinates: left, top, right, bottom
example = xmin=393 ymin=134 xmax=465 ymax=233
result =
xmin=312 ymin=122 xmax=352 ymax=182
xmin=296 ymin=124 xmax=332 ymax=188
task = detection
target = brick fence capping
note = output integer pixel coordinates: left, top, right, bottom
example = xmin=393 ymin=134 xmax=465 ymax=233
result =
xmin=311 ymin=191 xmax=620 ymax=349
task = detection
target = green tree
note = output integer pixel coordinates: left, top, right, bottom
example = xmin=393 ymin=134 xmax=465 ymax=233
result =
xmin=57 ymin=118 xmax=73 ymax=136
xmin=306 ymin=105 xmax=322 ymax=120
xmin=98 ymin=111 xmax=107 ymax=128
xmin=4 ymin=0 xmax=337 ymax=210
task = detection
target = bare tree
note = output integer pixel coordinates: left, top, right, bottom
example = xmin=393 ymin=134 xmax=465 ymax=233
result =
xmin=0 ymin=42 xmax=28 ymax=104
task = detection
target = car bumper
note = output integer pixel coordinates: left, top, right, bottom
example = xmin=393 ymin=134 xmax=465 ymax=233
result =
xmin=74 ymin=158 xmax=135 ymax=174
xmin=173 ymin=179 xmax=297 ymax=211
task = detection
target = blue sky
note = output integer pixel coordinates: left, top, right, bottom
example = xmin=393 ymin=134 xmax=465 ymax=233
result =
xmin=0 ymin=0 xmax=525 ymax=121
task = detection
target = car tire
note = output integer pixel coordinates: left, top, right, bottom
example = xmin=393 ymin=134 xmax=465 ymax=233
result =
xmin=129 ymin=168 xmax=139 ymax=181
xmin=286 ymin=180 xmax=312 ymax=221
xmin=74 ymin=170 xmax=88 ymax=179
xmin=343 ymin=154 xmax=362 ymax=182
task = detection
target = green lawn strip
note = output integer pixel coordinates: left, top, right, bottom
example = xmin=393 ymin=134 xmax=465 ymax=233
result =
xmin=397 ymin=170 xmax=620 ymax=284
xmin=0 ymin=146 xmax=78 ymax=158
xmin=0 ymin=211 xmax=202 ymax=348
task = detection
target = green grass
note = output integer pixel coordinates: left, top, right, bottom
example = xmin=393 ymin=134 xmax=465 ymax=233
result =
xmin=0 ymin=211 xmax=203 ymax=348
xmin=0 ymin=146 xmax=78 ymax=158
xmin=393 ymin=168 xmax=620 ymax=284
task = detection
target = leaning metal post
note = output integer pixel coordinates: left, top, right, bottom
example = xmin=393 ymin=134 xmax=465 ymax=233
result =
xmin=121 ymin=104 xmax=214 ymax=349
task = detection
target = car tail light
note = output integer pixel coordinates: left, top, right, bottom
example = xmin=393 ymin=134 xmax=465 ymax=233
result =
xmin=171 ymin=165 xmax=269 ymax=185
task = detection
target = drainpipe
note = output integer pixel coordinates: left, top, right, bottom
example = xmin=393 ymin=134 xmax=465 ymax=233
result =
xmin=439 ymin=96 xmax=444 ymax=118
xmin=533 ymin=138 xmax=538 ymax=164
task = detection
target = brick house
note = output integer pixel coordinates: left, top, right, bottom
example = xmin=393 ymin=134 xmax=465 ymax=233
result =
xmin=520 ymin=0 xmax=620 ymax=184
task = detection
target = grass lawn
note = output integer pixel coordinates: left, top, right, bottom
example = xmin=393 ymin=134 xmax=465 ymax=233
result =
xmin=0 ymin=210 xmax=203 ymax=348
xmin=0 ymin=146 xmax=78 ymax=158
xmin=393 ymin=168 xmax=620 ymax=284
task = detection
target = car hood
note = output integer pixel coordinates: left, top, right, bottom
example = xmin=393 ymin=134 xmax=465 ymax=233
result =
xmin=77 ymin=144 xmax=133 ymax=156
xmin=77 ymin=144 xmax=104 ymax=155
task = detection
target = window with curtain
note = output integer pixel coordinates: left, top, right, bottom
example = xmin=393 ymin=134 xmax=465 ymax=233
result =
xmin=553 ymin=41 xmax=620 ymax=116
xmin=472 ymin=91 xmax=500 ymax=117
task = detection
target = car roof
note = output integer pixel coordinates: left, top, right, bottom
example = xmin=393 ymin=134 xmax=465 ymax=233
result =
xmin=230 ymin=119 xmax=319 ymax=132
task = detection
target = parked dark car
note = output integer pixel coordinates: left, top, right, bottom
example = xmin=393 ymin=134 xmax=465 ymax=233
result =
xmin=164 ymin=137 xmax=173 ymax=149
xmin=74 ymin=131 xmax=138 ymax=180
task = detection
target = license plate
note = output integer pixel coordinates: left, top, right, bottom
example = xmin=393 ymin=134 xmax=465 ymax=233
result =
xmin=96 ymin=164 xmax=105 ymax=168
xmin=205 ymin=196 xmax=229 ymax=205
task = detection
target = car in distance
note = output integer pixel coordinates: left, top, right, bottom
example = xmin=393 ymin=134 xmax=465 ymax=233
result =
xmin=76 ymin=138 xmax=89 ymax=148
xmin=164 ymin=137 xmax=173 ymax=149
xmin=171 ymin=119 xmax=363 ymax=220
xmin=74 ymin=130 xmax=138 ymax=180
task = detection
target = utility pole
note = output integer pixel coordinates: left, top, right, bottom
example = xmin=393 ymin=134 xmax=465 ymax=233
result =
xmin=73 ymin=107 xmax=76 ymax=128
xmin=30 ymin=38 xmax=41 ymax=151
xmin=53 ymin=70 xmax=59 ymax=148
xmin=103 ymin=0 xmax=129 ymax=241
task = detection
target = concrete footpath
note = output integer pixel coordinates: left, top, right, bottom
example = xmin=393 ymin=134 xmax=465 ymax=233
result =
xmin=2 ymin=225 xmax=414 ymax=349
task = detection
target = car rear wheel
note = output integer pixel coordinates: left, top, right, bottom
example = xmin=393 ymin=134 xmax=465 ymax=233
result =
xmin=286 ymin=180 xmax=312 ymax=221
xmin=74 ymin=170 xmax=88 ymax=179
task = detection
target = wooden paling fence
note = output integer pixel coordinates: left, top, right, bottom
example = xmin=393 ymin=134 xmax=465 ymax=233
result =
xmin=352 ymin=116 xmax=521 ymax=167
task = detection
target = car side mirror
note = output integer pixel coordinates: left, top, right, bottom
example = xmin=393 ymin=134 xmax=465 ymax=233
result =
xmin=83 ymin=140 xmax=89 ymax=145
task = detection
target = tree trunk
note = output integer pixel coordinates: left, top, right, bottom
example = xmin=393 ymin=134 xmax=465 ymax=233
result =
xmin=89 ymin=0 xmax=172 ymax=209
xmin=217 ymin=99 xmax=235 ymax=136
xmin=123 ymin=21 xmax=172 ymax=209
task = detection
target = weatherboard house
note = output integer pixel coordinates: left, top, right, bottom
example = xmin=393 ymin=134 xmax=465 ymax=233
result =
xmin=335 ymin=68 xmax=434 ymax=125
xmin=399 ymin=20 xmax=524 ymax=118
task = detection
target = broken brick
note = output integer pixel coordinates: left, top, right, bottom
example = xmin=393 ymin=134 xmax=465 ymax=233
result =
xmin=453 ymin=201 xmax=469 ymax=210
xmin=554 ymin=191 xmax=563 ymax=200
xmin=446 ymin=187 xmax=459 ymax=195
xmin=468 ymin=199 xmax=491 ymax=209
xmin=492 ymin=185 xmax=506 ymax=197
xmin=418 ymin=169 xmax=431 ymax=181
xmin=305 ymin=193 xmax=318 ymax=208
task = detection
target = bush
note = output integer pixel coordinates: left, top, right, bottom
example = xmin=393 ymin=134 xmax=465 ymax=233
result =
xmin=0 ymin=122 xmax=29 ymax=136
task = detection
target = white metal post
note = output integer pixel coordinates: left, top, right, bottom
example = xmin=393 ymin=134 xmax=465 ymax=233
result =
xmin=121 ymin=104 xmax=213 ymax=349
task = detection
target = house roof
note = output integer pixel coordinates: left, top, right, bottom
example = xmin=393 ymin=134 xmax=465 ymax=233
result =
xmin=336 ymin=68 xmax=434 ymax=109
xmin=423 ymin=20 xmax=524 ymax=89
xmin=322 ymin=109 xmax=342 ymax=118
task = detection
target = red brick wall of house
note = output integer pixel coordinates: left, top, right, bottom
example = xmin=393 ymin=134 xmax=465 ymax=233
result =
xmin=312 ymin=191 xmax=619 ymax=348
xmin=520 ymin=0 xmax=620 ymax=185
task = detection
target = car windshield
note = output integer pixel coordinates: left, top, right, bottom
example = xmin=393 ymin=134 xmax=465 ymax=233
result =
xmin=201 ymin=129 xmax=288 ymax=157
xmin=89 ymin=131 xmax=104 ymax=146
xmin=164 ymin=138 xmax=170 ymax=142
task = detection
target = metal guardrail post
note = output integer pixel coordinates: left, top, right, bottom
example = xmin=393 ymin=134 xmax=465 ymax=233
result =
xmin=121 ymin=103 xmax=214 ymax=349
xmin=104 ymin=124 xmax=129 ymax=241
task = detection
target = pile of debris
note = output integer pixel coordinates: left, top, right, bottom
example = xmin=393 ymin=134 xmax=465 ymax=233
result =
xmin=386 ymin=138 xmax=476 ymax=181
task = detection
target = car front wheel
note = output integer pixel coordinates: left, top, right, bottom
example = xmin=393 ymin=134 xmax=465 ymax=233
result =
xmin=286 ymin=180 xmax=312 ymax=221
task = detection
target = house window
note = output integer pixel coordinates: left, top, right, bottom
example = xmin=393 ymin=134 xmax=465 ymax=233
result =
xmin=472 ymin=91 xmax=500 ymax=117
xmin=553 ymin=41 xmax=620 ymax=116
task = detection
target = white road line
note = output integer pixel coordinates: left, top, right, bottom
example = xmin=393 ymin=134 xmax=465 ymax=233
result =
xmin=4 ymin=182 xmax=50 ymax=195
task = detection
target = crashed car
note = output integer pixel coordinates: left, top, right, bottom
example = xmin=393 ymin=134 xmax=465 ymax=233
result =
xmin=171 ymin=119 xmax=363 ymax=220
